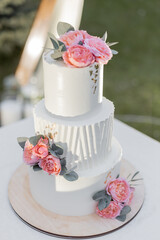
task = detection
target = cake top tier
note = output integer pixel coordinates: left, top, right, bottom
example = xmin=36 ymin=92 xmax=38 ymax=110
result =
xmin=43 ymin=22 xmax=118 ymax=117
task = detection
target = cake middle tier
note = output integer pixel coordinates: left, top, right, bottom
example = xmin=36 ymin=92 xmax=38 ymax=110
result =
xmin=33 ymin=97 xmax=114 ymax=172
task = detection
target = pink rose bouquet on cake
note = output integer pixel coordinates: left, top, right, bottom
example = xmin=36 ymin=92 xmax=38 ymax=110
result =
xmin=48 ymin=22 xmax=118 ymax=68
xmin=17 ymin=135 xmax=78 ymax=181
xmin=92 ymin=172 xmax=142 ymax=222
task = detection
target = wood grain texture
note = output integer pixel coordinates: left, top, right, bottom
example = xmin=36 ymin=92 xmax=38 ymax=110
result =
xmin=8 ymin=159 xmax=144 ymax=238
xmin=15 ymin=0 xmax=57 ymax=85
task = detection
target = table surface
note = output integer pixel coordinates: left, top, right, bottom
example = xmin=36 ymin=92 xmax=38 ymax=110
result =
xmin=0 ymin=117 xmax=160 ymax=240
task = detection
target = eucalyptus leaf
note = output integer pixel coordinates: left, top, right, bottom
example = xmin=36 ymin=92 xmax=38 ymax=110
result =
xmin=33 ymin=165 xmax=42 ymax=172
xmin=116 ymin=174 xmax=120 ymax=179
xmin=63 ymin=171 xmax=78 ymax=181
xmin=116 ymin=214 xmax=126 ymax=222
xmin=58 ymin=40 xmax=67 ymax=52
xmin=131 ymin=171 xmax=140 ymax=180
xmin=57 ymin=22 xmax=75 ymax=36
xmin=65 ymin=165 xmax=77 ymax=174
xmin=51 ymin=143 xmax=63 ymax=155
xmin=48 ymin=32 xmax=59 ymax=49
xmin=111 ymin=49 xmax=118 ymax=55
xmin=17 ymin=137 xmax=28 ymax=149
xmin=120 ymin=205 xmax=131 ymax=216
xmin=51 ymin=50 xmax=63 ymax=60
xmin=98 ymin=198 xmax=110 ymax=211
xmin=102 ymin=31 xmax=107 ymax=41
xmin=29 ymin=135 xmax=43 ymax=146
xmin=48 ymin=148 xmax=58 ymax=158
xmin=92 ymin=190 xmax=106 ymax=201
xmin=130 ymin=178 xmax=143 ymax=182
xmin=107 ymin=42 xmax=118 ymax=47
xmin=59 ymin=165 xmax=67 ymax=175
xmin=60 ymin=158 xmax=66 ymax=166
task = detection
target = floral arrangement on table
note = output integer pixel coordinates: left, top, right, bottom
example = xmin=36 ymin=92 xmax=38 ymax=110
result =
xmin=93 ymin=172 xmax=142 ymax=222
xmin=47 ymin=22 xmax=118 ymax=68
xmin=17 ymin=135 xmax=78 ymax=181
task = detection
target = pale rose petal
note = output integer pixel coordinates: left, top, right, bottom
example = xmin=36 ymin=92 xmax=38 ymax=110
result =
xmin=63 ymin=45 xmax=95 ymax=68
xmin=106 ymin=178 xmax=131 ymax=203
xmin=60 ymin=30 xmax=92 ymax=48
xmin=39 ymin=155 xmax=61 ymax=175
xmin=23 ymin=140 xmax=39 ymax=165
xmin=32 ymin=137 xmax=49 ymax=159
xmin=84 ymin=37 xmax=112 ymax=64
xmin=96 ymin=201 xmax=122 ymax=219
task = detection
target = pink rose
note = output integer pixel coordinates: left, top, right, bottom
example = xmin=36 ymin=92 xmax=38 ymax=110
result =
xmin=39 ymin=155 xmax=61 ymax=175
xmin=84 ymin=37 xmax=112 ymax=64
xmin=96 ymin=201 xmax=122 ymax=219
xmin=125 ymin=187 xmax=135 ymax=205
xmin=63 ymin=45 xmax=95 ymax=68
xmin=23 ymin=140 xmax=39 ymax=165
xmin=32 ymin=137 xmax=49 ymax=159
xmin=60 ymin=30 xmax=91 ymax=48
xmin=106 ymin=178 xmax=131 ymax=203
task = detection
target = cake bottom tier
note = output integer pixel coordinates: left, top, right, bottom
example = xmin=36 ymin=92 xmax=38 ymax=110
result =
xmin=28 ymin=139 xmax=122 ymax=217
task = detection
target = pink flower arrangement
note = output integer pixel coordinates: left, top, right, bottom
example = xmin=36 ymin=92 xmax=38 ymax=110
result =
xmin=96 ymin=201 xmax=122 ymax=219
xmin=106 ymin=178 xmax=131 ymax=203
xmin=18 ymin=134 xmax=79 ymax=181
xmin=61 ymin=32 xmax=113 ymax=67
xmin=39 ymin=155 xmax=61 ymax=175
xmin=92 ymin=174 xmax=139 ymax=222
xmin=63 ymin=45 xmax=95 ymax=68
xmin=49 ymin=22 xmax=117 ymax=68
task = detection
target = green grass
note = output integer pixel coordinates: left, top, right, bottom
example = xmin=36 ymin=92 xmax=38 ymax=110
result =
xmin=80 ymin=0 xmax=160 ymax=141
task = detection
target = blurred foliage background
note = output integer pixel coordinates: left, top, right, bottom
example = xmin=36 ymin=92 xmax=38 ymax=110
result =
xmin=0 ymin=0 xmax=160 ymax=141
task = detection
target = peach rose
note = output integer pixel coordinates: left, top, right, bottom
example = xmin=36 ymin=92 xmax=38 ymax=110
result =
xmin=96 ymin=201 xmax=122 ymax=219
xmin=23 ymin=140 xmax=39 ymax=165
xmin=60 ymin=30 xmax=91 ymax=48
xmin=63 ymin=45 xmax=95 ymax=67
xmin=125 ymin=187 xmax=135 ymax=205
xmin=32 ymin=137 xmax=49 ymax=159
xmin=106 ymin=178 xmax=131 ymax=203
xmin=39 ymin=155 xmax=61 ymax=175
xmin=84 ymin=37 xmax=112 ymax=64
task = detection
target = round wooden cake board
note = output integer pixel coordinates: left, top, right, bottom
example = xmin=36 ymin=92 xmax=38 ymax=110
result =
xmin=8 ymin=159 xmax=144 ymax=239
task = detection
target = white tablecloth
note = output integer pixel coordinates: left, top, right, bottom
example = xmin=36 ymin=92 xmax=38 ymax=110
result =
xmin=0 ymin=117 xmax=160 ymax=240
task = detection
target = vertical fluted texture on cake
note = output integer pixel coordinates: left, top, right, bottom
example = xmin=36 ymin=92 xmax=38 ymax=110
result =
xmin=34 ymin=112 xmax=114 ymax=171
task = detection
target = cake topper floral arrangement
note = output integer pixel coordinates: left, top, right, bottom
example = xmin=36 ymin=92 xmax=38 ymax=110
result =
xmin=47 ymin=22 xmax=118 ymax=68
xmin=17 ymin=135 xmax=78 ymax=181
xmin=93 ymin=172 xmax=142 ymax=222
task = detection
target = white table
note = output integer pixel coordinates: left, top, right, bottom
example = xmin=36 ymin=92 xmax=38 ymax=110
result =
xmin=0 ymin=117 xmax=160 ymax=240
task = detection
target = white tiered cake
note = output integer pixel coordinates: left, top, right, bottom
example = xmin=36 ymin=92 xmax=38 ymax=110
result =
xmin=28 ymin=52 xmax=122 ymax=216
xmin=19 ymin=22 xmax=122 ymax=217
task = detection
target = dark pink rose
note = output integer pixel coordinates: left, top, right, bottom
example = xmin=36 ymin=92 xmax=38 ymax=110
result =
xmin=63 ymin=45 xmax=95 ymax=67
xmin=84 ymin=37 xmax=112 ymax=64
xmin=39 ymin=155 xmax=61 ymax=175
xmin=96 ymin=201 xmax=122 ymax=219
xmin=106 ymin=178 xmax=131 ymax=203
xmin=23 ymin=140 xmax=39 ymax=165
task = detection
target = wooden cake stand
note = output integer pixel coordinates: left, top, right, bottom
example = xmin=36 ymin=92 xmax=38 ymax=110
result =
xmin=8 ymin=159 xmax=144 ymax=238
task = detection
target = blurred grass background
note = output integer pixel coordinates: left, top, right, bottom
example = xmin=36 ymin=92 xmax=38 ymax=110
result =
xmin=0 ymin=0 xmax=160 ymax=141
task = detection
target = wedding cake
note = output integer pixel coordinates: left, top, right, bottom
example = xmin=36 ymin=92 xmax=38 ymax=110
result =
xmin=18 ymin=23 xmax=133 ymax=219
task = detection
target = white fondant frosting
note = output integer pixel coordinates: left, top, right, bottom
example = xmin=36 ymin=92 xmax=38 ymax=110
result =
xmin=28 ymin=141 xmax=121 ymax=216
xmin=43 ymin=50 xmax=103 ymax=117
xmin=33 ymin=97 xmax=115 ymax=172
